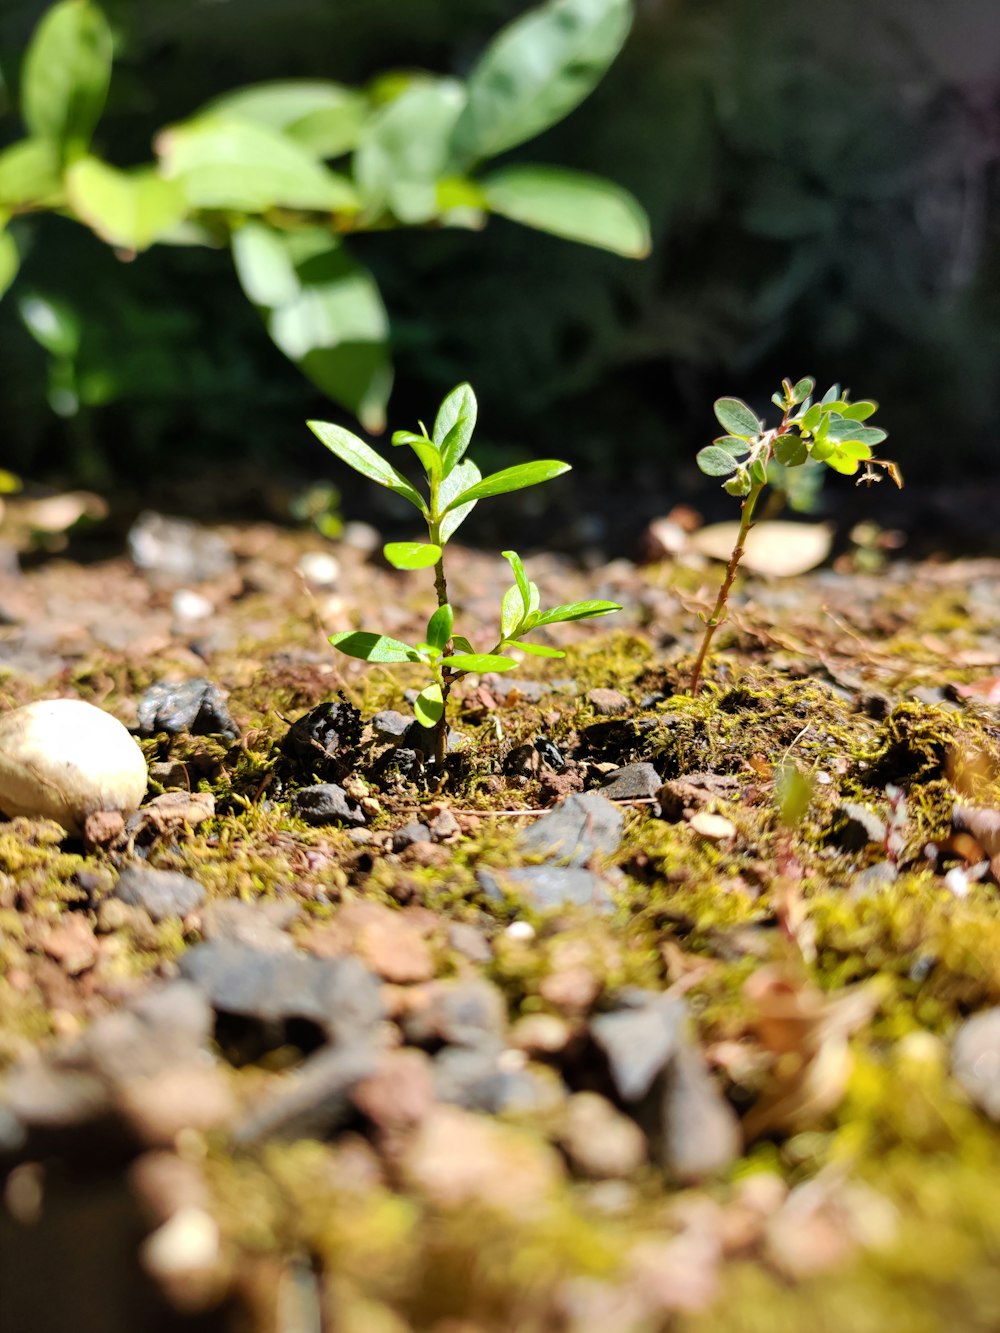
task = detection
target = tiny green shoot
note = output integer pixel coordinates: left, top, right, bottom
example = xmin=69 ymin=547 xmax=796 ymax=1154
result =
xmin=689 ymin=377 xmax=903 ymax=693
xmin=308 ymin=383 xmax=621 ymax=769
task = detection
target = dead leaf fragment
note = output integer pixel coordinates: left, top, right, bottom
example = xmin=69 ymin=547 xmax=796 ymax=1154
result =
xmin=688 ymin=811 xmax=736 ymax=841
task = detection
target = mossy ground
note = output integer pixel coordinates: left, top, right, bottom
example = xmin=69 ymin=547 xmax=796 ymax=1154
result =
xmin=2 ymin=533 xmax=1000 ymax=1329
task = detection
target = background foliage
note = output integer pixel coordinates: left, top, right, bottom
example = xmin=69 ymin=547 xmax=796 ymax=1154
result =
xmin=1 ymin=0 xmax=999 ymax=502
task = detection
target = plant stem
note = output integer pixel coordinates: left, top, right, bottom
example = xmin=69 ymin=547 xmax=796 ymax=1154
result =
xmin=427 ymin=495 xmax=452 ymax=770
xmin=688 ymin=480 xmax=764 ymax=694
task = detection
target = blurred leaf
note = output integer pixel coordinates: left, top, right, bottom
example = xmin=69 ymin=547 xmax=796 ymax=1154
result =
xmin=481 ymin=165 xmax=650 ymax=258
xmin=426 ymin=603 xmax=453 ymax=650
xmin=22 ymin=0 xmax=113 ymax=159
xmin=439 ymin=652 xmax=518 ymax=672
xmin=438 ymin=458 xmax=480 ymax=541
xmin=532 ymin=599 xmax=621 ymax=626
xmin=235 ymin=224 xmax=391 ymax=430
xmin=65 ymin=157 xmax=187 ymax=251
xmin=414 ymin=683 xmax=444 ymax=727
xmin=0 ymin=138 xmax=63 ymax=207
xmin=773 ymin=432 xmax=807 ymax=467
xmin=0 ymin=229 xmax=18 ymax=300
xmin=501 ymin=549 xmax=531 ymax=616
xmin=776 ymin=760 xmax=813 ymax=828
xmin=451 ymin=0 xmax=632 ymax=165
xmin=307 ymin=416 xmax=424 ymax=510
xmin=444 ymin=458 xmax=571 ymax=509
xmin=383 ymin=540 xmax=441 ymax=569
xmin=158 ymin=118 xmax=359 ymax=212
xmin=714 ymin=397 xmax=761 ymax=438
xmin=696 ymin=445 xmax=740 ymax=477
xmin=18 ymin=291 xmax=80 ymax=357
xmin=505 ymin=639 xmax=565 ymax=657
xmin=434 ymin=381 xmax=477 ymax=474
xmin=355 ymin=79 xmax=466 ymax=224
xmin=500 ymin=583 xmax=523 ymax=639
xmin=201 ymin=81 xmax=367 ymax=158
xmin=329 ymin=631 xmax=420 ymax=663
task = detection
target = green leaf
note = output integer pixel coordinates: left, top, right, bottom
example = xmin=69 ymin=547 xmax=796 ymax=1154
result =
xmin=439 ymin=653 xmax=518 ymax=673
xmin=776 ymin=760 xmax=812 ymax=829
xmin=444 ymin=459 xmax=571 ymax=510
xmin=158 ymin=118 xmax=359 ymax=212
xmin=713 ymin=397 xmax=761 ymax=439
xmin=500 ymin=584 xmax=523 ymax=640
xmin=451 ymin=0 xmax=632 ymax=165
xmin=392 ymin=429 xmax=440 ymax=478
xmin=65 ymin=157 xmax=187 ymax=251
xmin=696 ymin=445 xmax=740 ymax=478
xmin=532 ymin=599 xmax=621 ymax=627
xmin=791 ymin=377 xmax=815 ymax=403
xmin=773 ymin=433 xmax=807 ymax=467
xmin=800 ymin=403 xmax=824 ymax=433
xmin=481 ymin=165 xmax=650 ymax=258
xmin=839 ymin=440 xmax=872 ymax=461
xmin=355 ymin=79 xmax=466 ymax=224
xmin=201 ymin=81 xmax=367 ymax=159
xmin=501 ymin=550 xmax=532 ymax=616
xmin=414 ymin=683 xmax=444 ymax=728
xmin=438 ymin=459 xmax=481 ymax=541
xmin=825 ymin=420 xmax=886 ymax=446
xmin=714 ymin=436 xmax=751 ymax=457
xmin=826 ymin=451 xmax=859 ymax=475
xmin=0 ymin=230 xmax=19 ymax=301
xmin=750 ymin=458 xmax=768 ymax=486
xmin=308 ymin=418 xmax=425 ymax=511
xmin=723 ymin=472 xmax=752 ymax=498
xmin=451 ymin=635 xmax=474 ymax=654
xmin=236 ymin=224 xmax=392 ymax=432
xmin=0 ymin=138 xmax=64 ymax=207
xmin=383 ymin=541 xmax=441 ymax=570
xmin=504 ymin=639 xmax=565 ymax=658
xmin=329 ymin=631 xmax=420 ymax=663
xmin=810 ymin=437 xmax=833 ymax=463
xmin=22 ymin=0 xmax=113 ymax=159
xmin=426 ymin=603 xmax=454 ymax=650
xmin=820 ymin=384 xmax=841 ymax=406
xmin=841 ymin=400 xmax=878 ymax=421
xmin=434 ymin=382 xmax=478 ymax=474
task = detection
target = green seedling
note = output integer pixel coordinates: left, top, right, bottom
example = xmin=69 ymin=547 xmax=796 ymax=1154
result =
xmin=308 ymin=383 xmax=621 ymax=769
xmin=689 ymin=376 xmax=902 ymax=693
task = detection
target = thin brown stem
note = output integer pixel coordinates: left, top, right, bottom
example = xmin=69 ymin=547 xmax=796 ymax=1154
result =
xmin=688 ymin=481 xmax=763 ymax=693
xmin=430 ymin=527 xmax=453 ymax=769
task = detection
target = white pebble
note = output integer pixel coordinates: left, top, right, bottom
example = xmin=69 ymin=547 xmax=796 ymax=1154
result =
xmin=171 ymin=589 xmax=213 ymax=622
xmin=297 ymin=550 xmax=341 ymax=589
xmin=141 ymin=1206 xmax=220 ymax=1279
xmin=0 ymin=699 xmax=148 ymax=834
xmin=505 ymin=921 xmax=535 ymax=942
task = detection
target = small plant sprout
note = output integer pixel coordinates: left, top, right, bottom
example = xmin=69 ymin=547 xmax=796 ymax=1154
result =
xmin=688 ymin=376 xmax=903 ymax=693
xmin=307 ymin=384 xmax=621 ymax=770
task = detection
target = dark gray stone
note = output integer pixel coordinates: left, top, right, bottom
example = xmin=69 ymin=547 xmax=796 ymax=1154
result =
xmin=177 ymin=941 xmax=383 ymax=1044
xmin=587 ymin=688 xmax=630 ymax=716
xmin=849 ymin=861 xmax=898 ymax=898
xmin=113 ymin=867 xmax=206 ymax=921
xmin=591 ymin=995 xmax=686 ymax=1101
xmin=829 ymin=801 xmax=887 ymax=851
xmin=653 ymin=1039 xmax=741 ymax=1183
xmin=282 ymin=701 xmax=362 ymax=779
xmin=599 ymin=762 xmax=663 ymax=800
xmin=517 ymin=791 xmax=624 ymax=867
xmin=479 ymin=865 xmax=614 ymax=912
xmin=403 ymin=721 xmax=460 ymax=758
xmin=953 ymin=1008 xmax=1000 ymax=1120
xmin=232 ymin=1044 xmax=377 ymax=1146
xmin=392 ymin=820 xmax=432 ymax=852
xmin=447 ymin=921 xmax=493 ymax=963
xmin=402 ymin=979 xmax=506 ymax=1050
xmin=291 ymin=783 xmax=365 ymax=827
xmin=136 ymin=677 xmax=239 ymax=740
xmin=482 ymin=675 xmax=549 ymax=703
xmin=431 ymin=1047 xmax=554 ymax=1115
xmin=372 ymin=710 xmax=411 ymax=741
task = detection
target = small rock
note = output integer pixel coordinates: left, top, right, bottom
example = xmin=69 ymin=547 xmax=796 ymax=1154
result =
xmin=599 ymin=762 xmax=663 ymax=800
xmin=953 ymin=805 xmax=1000 ymax=857
xmin=82 ymin=808 xmax=125 ymax=850
xmin=296 ymin=551 xmax=341 ymax=589
xmin=482 ymin=676 xmax=550 ymax=704
xmin=352 ymin=1048 xmax=434 ymax=1134
xmin=199 ymin=899 xmax=297 ymax=952
xmin=282 ymin=700 xmax=362 ymax=779
xmin=128 ymin=511 xmax=234 ymax=585
xmin=403 ymin=979 xmax=507 ymax=1051
xmin=147 ymin=760 xmax=190 ymax=788
xmin=479 ymin=865 xmax=614 ymax=912
xmin=510 ymin=1013 xmax=573 ymax=1056
xmin=114 ymin=867 xmax=205 ymax=922
xmin=447 ymin=921 xmax=492 ymax=963
xmin=560 ymin=1092 xmax=647 ymax=1179
xmin=654 ymin=1040 xmax=741 ymax=1183
xmin=171 ymin=589 xmax=213 ymax=623
xmin=401 ymin=1105 xmax=563 ymax=1213
xmin=849 ymin=862 xmax=898 ymax=898
xmin=177 ymin=942 xmax=384 ymax=1045
xmin=42 ymin=914 xmax=99 ymax=975
xmin=688 ymin=811 xmax=737 ymax=841
xmin=233 ymin=1044 xmax=377 ymax=1146
xmin=0 ymin=699 xmax=148 ymax=834
xmin=828 ymin=802 xmax=887 ymax=852
xmin=587 ymin=688 xmax=630 ymax=716
xmin=392 ymin=820 xmax=432 ymax=852
xmin=428 ymin=808 xmax=461 ymax=842
xmin=516 ymin=792 xmax=624 ymax=867
xmin=953 ymin=1008 xmax=1000 ymax=1119
xmin=291 ymin=783 xmax=365 ymax=827
xmin=310 ymin=900 xmax=434 ymax=984
xmin=432 ymin=1046 xmax=509 ymax=1112
xmin=372 ymin=710 xmax=411 ymax=742
xmin=140 ymin=1204 xmax=221 ymax=1286
xmin=114 ymin=1064 xmax=236 ymax=1147
xmin=591 ymin=995 xmax=685 ymax=1101
xmin=136 ymin=679 xmax=239 ymax=741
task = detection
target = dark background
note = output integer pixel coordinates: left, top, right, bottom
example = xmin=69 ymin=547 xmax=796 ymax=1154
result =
xmin=2 ymin=0 xmax=999 ymax=544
